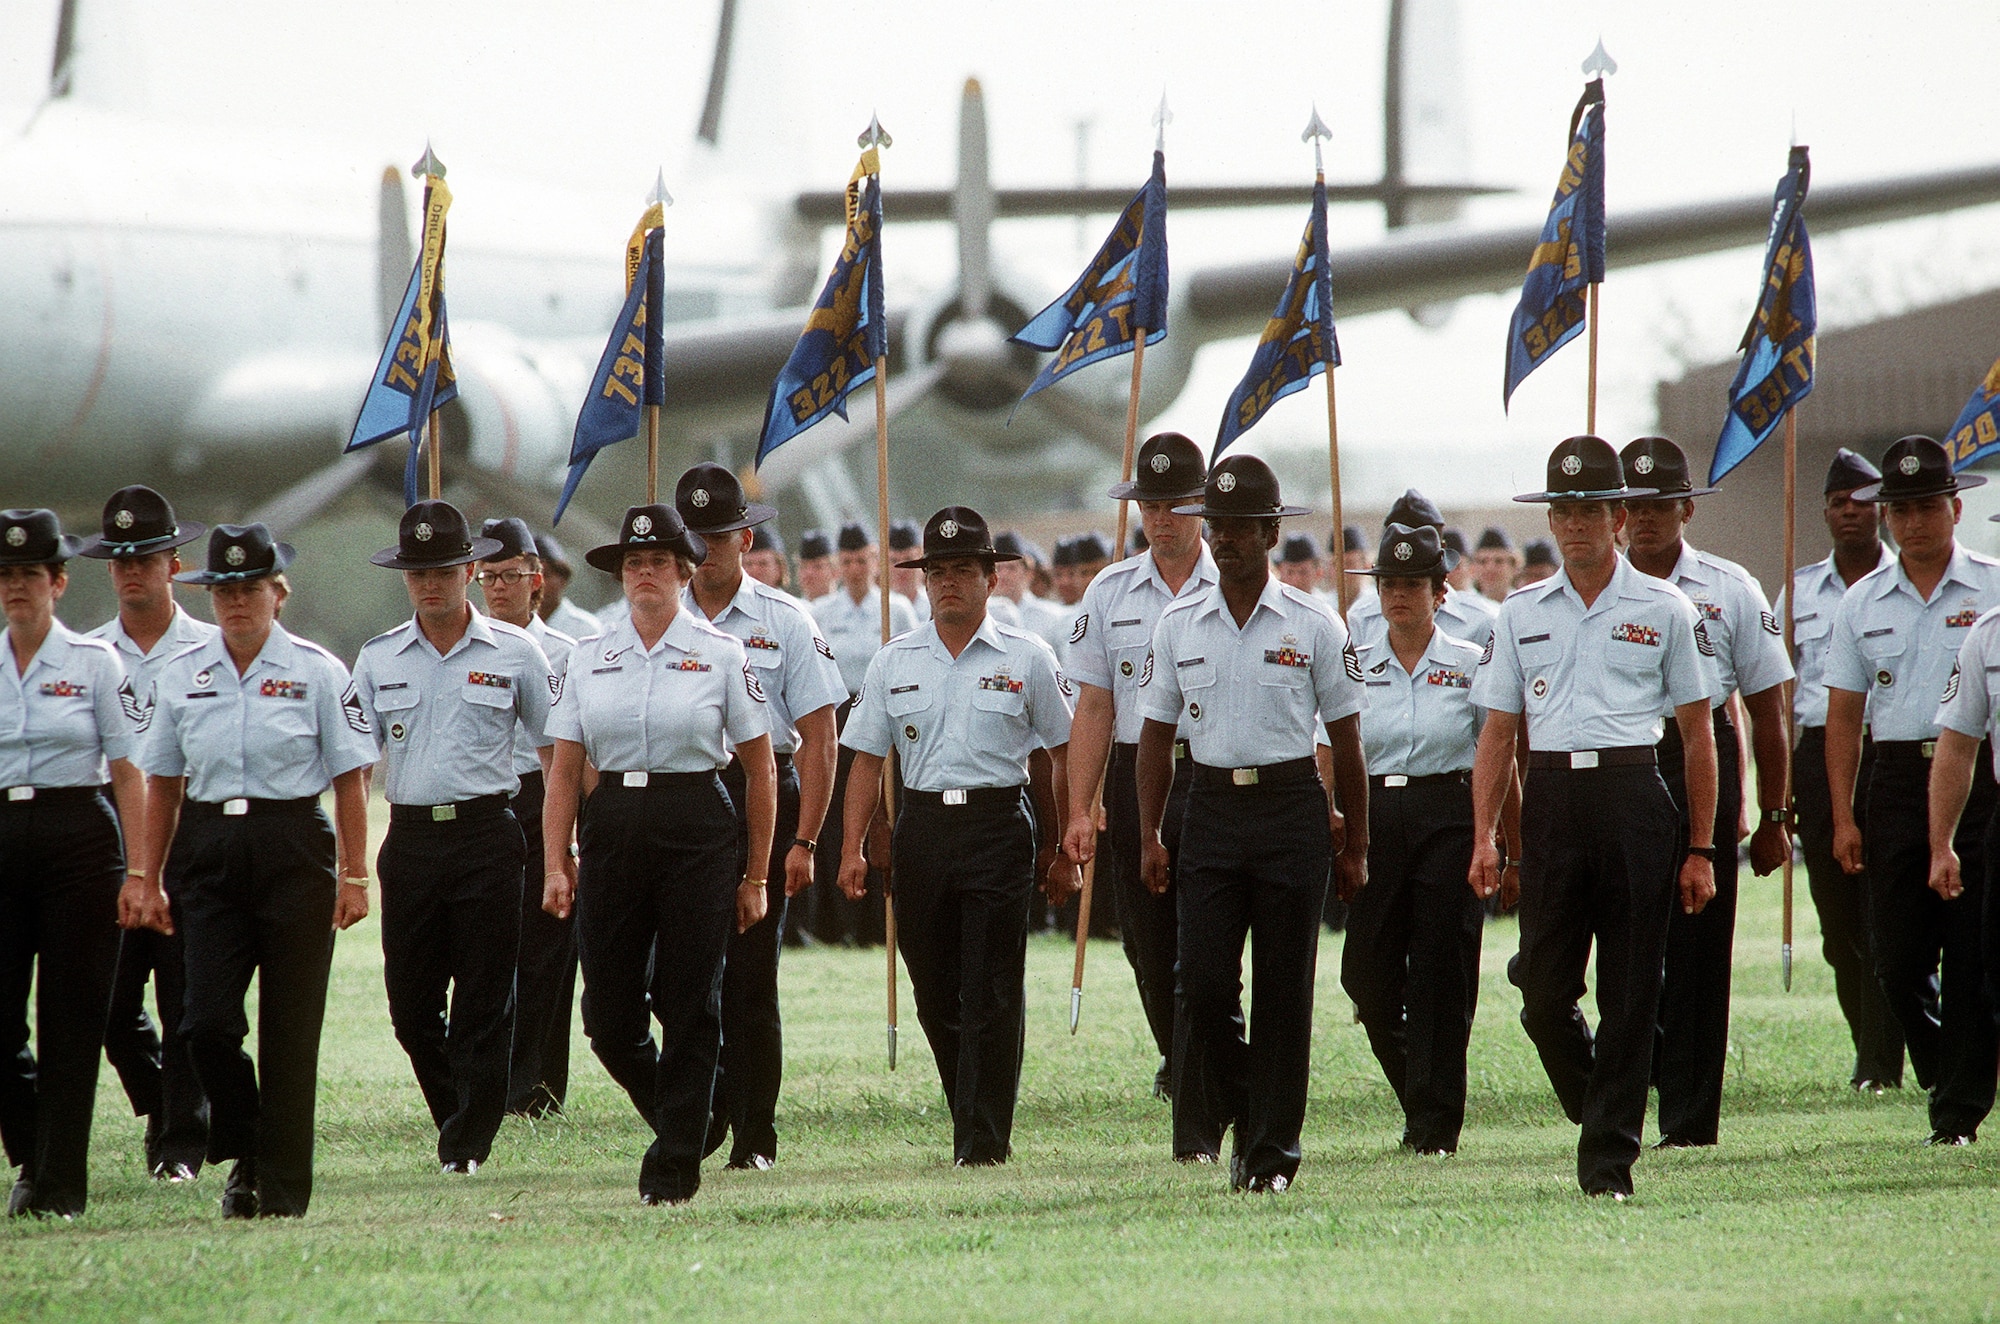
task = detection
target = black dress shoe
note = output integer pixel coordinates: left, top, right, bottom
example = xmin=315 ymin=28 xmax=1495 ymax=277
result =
xmin=639 ymin=1191 xmax=690 ymax=1207
xmin=221 ymin=1159 xmax=258 ymax=1219
xmin=1652 ymin=1135 xmax=1710 ymax=1150
xmin=1926 ymin=1130 xmax=1975 ymax=1147
xmin=1246 ymin=1173 xmax=1291 ymax=1194
xmin=440 ymin=1159 xmax=479 ymax=1175
xmin=1152 ymin=1057 xmax=1173 ymax=1102
xmin=1173 ymin=1151 xmax=1219 ymax=1165
xmin=7 ymin=1175 xmax=32 ymax=1218
xmin=152 ymin=1161 xmax=198 ymax=1183
xmin=724 ymin=1153 xmax=774 ymax=1172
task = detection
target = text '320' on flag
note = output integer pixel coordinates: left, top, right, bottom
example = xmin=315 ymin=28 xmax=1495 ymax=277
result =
xmin=1709 ymin=147 xmax=1816 ymax=484
xmin=1502 ymin=80 xmax=1605 ymax=410
xmin=1946 ymin=356 xmax=2000 ymax=473
xmin=555 ymin=204 xmax=667 ymax=524
xmin=1008 ymin=150 xmax=1168 ymax=408
xmin=757 ymin=150 xmax=886 ymax=467
xmin=1213 ymin=176 xmax=1337 ymax=460
xmin=347 ymin=171 xmax=458 ymax=505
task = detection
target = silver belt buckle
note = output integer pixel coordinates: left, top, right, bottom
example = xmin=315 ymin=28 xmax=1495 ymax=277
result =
xmin=1171 ymin=743 xmax=1185 ymax=762
xmin=5 ymin=786 xmax=33 ymax=802
xmin=942 ymin=789 xmax=967 ymax=806
xmin=1232 ymin=767 xmax=1259 ymax=786
xmin=1383 ymin=774 xmax=1408 ymax=788
xmin=431 ymin=803 xmax=457 ymax=822
xmin=1570 ymin=751 xmax=1600 ymax=769
xmin=1922 ymin=740 xmax=1937 ymax=759
xmin=623 ymin=771 xmax=649 ymax=788
xmin=223 ymin=798 xmax=249 ymax=816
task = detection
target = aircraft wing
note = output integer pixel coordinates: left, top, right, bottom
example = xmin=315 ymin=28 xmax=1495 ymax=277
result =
xmin=1185 ymin=163 xmax=2000 ymax=339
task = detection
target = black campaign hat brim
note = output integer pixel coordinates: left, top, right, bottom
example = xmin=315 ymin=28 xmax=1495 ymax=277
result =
xmin=903 ymin=548 xmax=1022 ymax=570
xmin=1170 ymin=501 xmax=1313 ymax=518
xmin=369 ymin=536 xmax=505 ymax=570
xmin=77 ymin=523 xmax=208 ymax=559
xmin=1625 ymin=485 xmax=1721 ymax=501
xmin=1346 ymin=547 xmax=1461 ymax=576
xmin=174 ymin=541 xmax=297 ymax=583
xmin=1511 ymin=485 xmax=1658 ymax=504
xmin=1854 ymin=472 xmax=1986 ymax=503
xmin=1107 ymin=478 xmax=1208 ymax=502
xmin=0 ymin=534 xmax=85 ymax=564
xmin=680 ymin=500 xmax=778 ymax=536
xmin=584 ymin=538 xmax=708 ymax=574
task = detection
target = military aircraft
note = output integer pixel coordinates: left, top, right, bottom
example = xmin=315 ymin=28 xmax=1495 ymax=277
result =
xmin=4 ymin=0 xmax=2000 ymax=552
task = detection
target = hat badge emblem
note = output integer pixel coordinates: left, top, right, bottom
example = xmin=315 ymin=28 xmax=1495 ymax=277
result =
xmin=1899 ymin=455 xmax=1922 ymax=476
xmin=1560 ymin=455 xmax=1583 ymax=477
xmin=1393 ymin=541 xmax=1413 ymax=561
xmin=1216 ymin=472 xmax=1238 ymax=493
xmin=938 ymin=519 xmax=960 ymax=540
xmin=4 ymin=527 xmax=23 ymax=548
xmin=113 ymin=509 xmax=135 ymax=529
xmin=1149 ymin=453 xmax=1171 ymax=474
xmin=413 ymin=522 xmax=433 ymax=542
xmin=224 ymin=545 xmax=246 ymax=566
xmin=631 ymin=514 xmax=654 ymax=536
xmin=690 ymin=489 xmax=710 ymax=508
xmin=1633 ymin=455 xmax=1654 ymax=475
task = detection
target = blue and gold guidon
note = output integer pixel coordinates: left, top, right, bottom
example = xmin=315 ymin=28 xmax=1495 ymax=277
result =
xmin=1213 ymin=176 xmax=1336 ymax=460
xmin=1709 ymin=147 xmax=1815 ymax=484
xmin=1009 ymin=150 xmax=1168 ymax=407
xmin=1946 ymin=355 xmax=2000 ymax=472
xmin=555 ymin=202 xmax=668 ymax=524
xmin=1502 ymin=80 xmax=1606 ymax=410
xmin=757 ymin=149 xmax=887 ymax=467
xmin=348 ymin=173 xmax=459 ymax=505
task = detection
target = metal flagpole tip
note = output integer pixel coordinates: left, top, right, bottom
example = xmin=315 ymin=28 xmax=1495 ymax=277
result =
xmin=1782 ymin=944 xmax=1792 ymax=991
xmin=411 ymin=141 xmax=446 ymax=179
xmin=887 ymin=1024 xmax=898 ymax=1069
xmin=1070 ymin=987 xmax=1083 ymax=1035
xmin=858 ymin=113 xmax=893 ymax=150
xmin=648 ymin=168 xmax=674 ymax=209
xmin=1300 ymin=104 xmax=1332 ymax=144
xmin=1581 ymin=38 xmax=1618 ymax=78
xmin=1152 ymin=90 xmax=1173 ymax=151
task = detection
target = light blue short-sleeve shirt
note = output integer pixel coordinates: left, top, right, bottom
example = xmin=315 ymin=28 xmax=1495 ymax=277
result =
xmin=0 ymin=621 xmax=133 ymax=788
xmin=1355 ymin=627 xmax=1485 ymax=777
xmin=546 ymin=609 xmax=769 ymax=772
xmin=1067 ymin=546 xmax=1218 ymax=745
xmin=1824 ymin=543 xmax=2000 ymax=743
xmin=686 ymin=578 xmax=845 ymax=755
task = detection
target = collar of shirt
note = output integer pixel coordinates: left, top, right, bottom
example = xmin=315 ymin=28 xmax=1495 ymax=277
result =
xmin=179 ymin=621 xmax=307 ymax=682
xmin=92 ymin=604 xmax=212 ymax=662
xmin=1189 ymin=573 xmax=1299 ymax=631
xmin=599 ymin=606 xmax=714 ymax=661
xmin=393 ymin=605 xmax=497 ymax=662
xmin=1138 ymin=544 xmax=1218 ymax=600
xmin=525 ymin=613 xmax=574 ymax=650
xmin=1867 ymin=541 xmax=1986 ymax=608
xmin=1540 ymin=554 xmax=1658 ymax=619
xmin=684 ymin=576 xmax=765 ymax=632
xmin=1 ymin=619 xmax=92 ymax=682
xmin=916 ymin=611 xmax=1010 ymax=666
xmin=1797 ymin=544 xmax=1895 ymax=600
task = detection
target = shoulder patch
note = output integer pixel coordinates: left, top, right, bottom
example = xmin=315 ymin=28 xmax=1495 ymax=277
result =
xmin=1944 ymin=662 xmax=1962 ymax=705
xmin=1070 ymin=613 xmax=1088 ymax=644
xmin=1343 ymin=642 xmax=1363 ymax=682
xmin=1056 ymin=668 xmax=1073 ymax=698
xmin=548 ymin=671 xmax=564 ymax=703
xmin=1139 ymin=652 xmax=1154 ymax=687
xmin=1761 ymin=610 xmax=1780 ymax=636
xmin=1694 ymin=620 xmax=1717 ymax=658
xmin=1480 ymin=633 xmax=1495 ymax=665
xmin=815 ymin=636 xmax=835 ymax=661
xmin=744 ymin=664 xmax=767 ymax=703
xmin=118 ymin=676 xmax=154 ymax=733
xmin=341 ymin=683 xmax=371 ymax=734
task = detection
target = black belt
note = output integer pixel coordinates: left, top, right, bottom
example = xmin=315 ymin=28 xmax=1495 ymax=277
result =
xmin=1112 ymin=740 xmax=1191 ymax=763
xmin=597 ymin=770 xmax=722 ymax=790
xmin=1526 ymin=747 xmax=1657 ymax=770
xmin=183 ymin=795 xmax=318 ymax=818
xmin=1189 ymin=755 xmax=1320 ymax=791
xmin=0 ymin=784 xmax=107 ymax=807
xmin=1369 ymin=771 xmax=1469 ymax=790
xmin=902 ymin=786 xmax=1025 ymax=810
xmin=389 ymin=793 xmax=512 ymax=824
xmin=1873 ymin=739 xmax=1938 ymax=763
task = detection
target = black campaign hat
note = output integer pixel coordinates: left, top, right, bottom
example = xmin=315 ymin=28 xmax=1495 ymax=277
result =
xmin=993 ymin=531 xmax=1045 ymax=566
xmin=371 ymin=501 xmax=501 ymax=570
xmin=175 ymin=523 xmax=294 ymax=584
xmin=1854 ymin=435 xmax=1984 ymax=503
xmin=480 ymin=517 xmax=538 ymax=562
xmin=1475 ymin=526 xmax=1515 ymax=553
xmin=904 ymin=506 xmax=1020 ymax=570
xmin=799 ymin=528 xmax=832 ymax=560
xmin=78 ymin=485 xmax=205 ymax=559
xmin=1277 ymin=532 xmax=1322 ymax=563
xmin=1109 ymin=431 xmax=1207 ymax=502
xmin=749 ymin=525 xmax=785 ymax=554
xmin=675 ymin=461 xmax=776 ymax=535
xmin=1824 ymin=447 xmax=1882 ymax=496
xmin=585 ymin=505 xmax=707 ymax=573
xmin=836 ymin=521 xmax=871 ymax=552
xmin=0 ymin=509 xmax=82 ymax=565
xmin=1173 ymin=454 xmax=1310 ymax=519
xmin=1347 ymin=522 xmax=1460 ymax=578
xmin=1514 ymin=435 xmax=1657 ymax=504
xmin=1385 ymin=489 xmax=1444 ymax=530
xmin=1620 ymin=436 xmax=1719 ymax=499
xmin=1055 ymin=531 xmax=1112 ymax=566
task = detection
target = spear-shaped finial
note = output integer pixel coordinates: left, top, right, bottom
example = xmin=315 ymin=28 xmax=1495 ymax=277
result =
xmin=1581 ymin=38 xmax=1618 ymax=79
xmin=1301 ymin=103 xmax=1332 ymax=175
xmin=410 ymin=141 xmax=445 ymax=180
xmin=857 ymin=113 xmax=892 ymax=150
xmin=1153 ymin=89 xmax=1173 ymax=152
xmin=648 ymin=168 xmax=674 ymax=210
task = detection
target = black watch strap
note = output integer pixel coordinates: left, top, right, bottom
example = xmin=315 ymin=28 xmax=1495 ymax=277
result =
xmin=1763 ymin=808 xmax=1791 ymax=826
xmin=1686 ymin=844 xmax=1719 ymax=861
xmin=792 ymin=836 xmax=818 ymax=853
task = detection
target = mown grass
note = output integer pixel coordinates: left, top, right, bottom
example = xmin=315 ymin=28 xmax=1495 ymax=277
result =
xmin=4 ymin=863 xmax=1997 ymax=1322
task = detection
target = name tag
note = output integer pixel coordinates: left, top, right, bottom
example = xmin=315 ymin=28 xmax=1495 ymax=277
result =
xmin=1862 ymin=628 xmax=1895 ymax=639
xmin=1111 ymin=618 xmax=1142 ymax=628
xmin=1177 ymin=656 xmax=1206 ymax=668
xmin=1518 ymin=633 xmax=1551 ymax=645
xmin=378 ymin=681 xmax=409 ymax=691
xmin=591 ymin=666 xmax=624 ymax=675
xmin=890 ymin=684 xmax=920 ymax=695
xmin=1794 ymin=611 xmax=1818 ymax=624
xmin=185 ymin=691 xmax=219 ymax=700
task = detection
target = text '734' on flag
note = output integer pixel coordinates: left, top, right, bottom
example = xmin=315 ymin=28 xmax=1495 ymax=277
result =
xmin=554 ymin=201 xmax=667 ymax=524
xmin=347 ymin=168 xmax=458 ymax=505
xmin=1709 ymin=146 xmax=1816 ymax=485
xmin=756 ymin=149 xmax=886 ymax=467
xmin=1502 ymin=80 xmax=1605 ymax=410
xmin=1008 ymin=150 xmax=1168 ymax=410
xmin=1214 ymin=176 xmax=1337 ymax=460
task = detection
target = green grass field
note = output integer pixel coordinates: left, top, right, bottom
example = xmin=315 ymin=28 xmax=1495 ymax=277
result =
xmin=5 ymin=858 xmax=1999 ymax=1322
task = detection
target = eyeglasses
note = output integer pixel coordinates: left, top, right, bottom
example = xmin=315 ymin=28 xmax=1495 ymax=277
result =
xmin=474 ymin=570 xmax=532 ymax=587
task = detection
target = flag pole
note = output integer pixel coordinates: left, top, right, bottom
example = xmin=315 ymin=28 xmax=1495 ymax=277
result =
xmin=427 ymin=410 xmax=442 ymax=499
xmin=1305 ymin=113 xmax=1349 ymax=620
xmin=1072 ymin=329 xmax=1146 ymax=1033
xmin=1781 ymin=406 xmax=1798 ymax=990
xmin=645 ymin=407 xmax=660 ymax=504
xmin=1586 ymin=283 xmax=1601 ymax=435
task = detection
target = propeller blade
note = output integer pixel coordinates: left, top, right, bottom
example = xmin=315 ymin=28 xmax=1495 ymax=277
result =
xmin=242 ymin=452 xmax=379 ymax=536
xmin=955 ymin=78 xmax=995 ymax=318
xmin=695 ymin=0 xmax=739 ymax=145
xmin=377 ymin=166 xmax=413 ymax=340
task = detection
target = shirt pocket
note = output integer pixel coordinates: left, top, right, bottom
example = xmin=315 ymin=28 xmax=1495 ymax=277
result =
xmin=1516 ymin=637 xmax=1561 ymax=714
xmin=1856 ymin=628 xmax=1906 ymax=689
xmin=460 ymin=683 xmax=518 ymax=747
xmin=885 ymin=684 xmax=933 ymax=748
xmin=371 ymin=688 xmax=420 ymax=746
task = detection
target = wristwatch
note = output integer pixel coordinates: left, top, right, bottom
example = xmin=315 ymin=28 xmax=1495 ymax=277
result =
xmin=1686 ymin=845 xmax=1719 ymax=861
xmin=792 ymin=836 xmax=818 ymax=853
xmin=1762 ymin=808 xmax=1791 ymax=826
